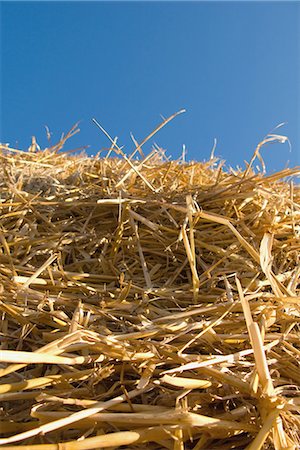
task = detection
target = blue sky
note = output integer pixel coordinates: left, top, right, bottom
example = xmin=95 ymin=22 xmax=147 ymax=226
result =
xmin=1 ymin=1 xmax=299 ymax=172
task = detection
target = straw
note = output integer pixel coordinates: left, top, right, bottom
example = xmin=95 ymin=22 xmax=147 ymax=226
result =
xmin=0 ymin=121 xmax=299 ymax=449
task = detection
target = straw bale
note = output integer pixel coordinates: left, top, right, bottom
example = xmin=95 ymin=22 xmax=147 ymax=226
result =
xmin=0 ymin=121 xmax=299 ymax=449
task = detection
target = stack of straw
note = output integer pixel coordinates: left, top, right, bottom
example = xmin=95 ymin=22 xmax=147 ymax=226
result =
xmin=0 ymin=117 xmax=299 ymax=449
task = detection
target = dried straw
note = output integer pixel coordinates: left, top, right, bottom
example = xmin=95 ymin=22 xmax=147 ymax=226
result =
xmin=0 ymin=116 xmax=299 ymax=449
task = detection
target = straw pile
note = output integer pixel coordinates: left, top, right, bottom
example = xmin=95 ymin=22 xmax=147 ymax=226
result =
xmin=0 ymin=117 xmax=299 ymax=450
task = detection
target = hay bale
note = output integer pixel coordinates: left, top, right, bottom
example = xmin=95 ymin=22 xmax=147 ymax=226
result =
xmin=0 ymin=123 xmax=299 ymax=450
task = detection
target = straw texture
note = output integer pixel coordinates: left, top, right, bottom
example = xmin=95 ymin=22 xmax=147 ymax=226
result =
xmin=0 ymin=122 xmax=299 ymax=449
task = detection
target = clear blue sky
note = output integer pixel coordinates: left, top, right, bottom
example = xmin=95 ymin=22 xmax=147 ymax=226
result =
xmin=1 ymin=1 xmax=299 ymax=172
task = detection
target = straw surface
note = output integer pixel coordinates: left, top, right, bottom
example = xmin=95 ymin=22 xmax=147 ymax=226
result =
xmin=0 ymin=123 xmax=299 ymax=449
